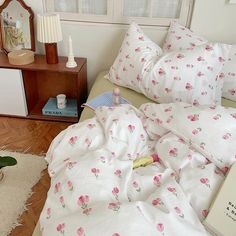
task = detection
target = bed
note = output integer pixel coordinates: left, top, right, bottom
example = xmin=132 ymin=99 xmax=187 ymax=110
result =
xmin=33 ymin=70 xmax=236 ymax=236
xmin=32 ymin=20 xmax=236 ymax=236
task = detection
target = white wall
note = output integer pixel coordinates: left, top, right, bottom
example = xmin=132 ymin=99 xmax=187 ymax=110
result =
xmin=190 ymin=0 xmax=236 ymax=44
xmin=1 ymin=0 xmax=236 ymax=89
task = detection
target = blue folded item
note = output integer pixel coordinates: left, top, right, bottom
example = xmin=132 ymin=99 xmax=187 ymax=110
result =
xmin=82 ymin=92 xmax=130 ymax=110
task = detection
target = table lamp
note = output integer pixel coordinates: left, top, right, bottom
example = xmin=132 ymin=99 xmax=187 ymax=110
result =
xmin=37 ymin=13 xmax=62 ymax=64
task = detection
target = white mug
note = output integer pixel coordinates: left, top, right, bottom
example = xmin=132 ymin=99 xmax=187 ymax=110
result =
xmin=57 ymin=94 xmax=67 ymax=109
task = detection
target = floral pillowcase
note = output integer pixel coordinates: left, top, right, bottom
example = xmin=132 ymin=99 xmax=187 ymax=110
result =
xmin=163 ymin=21 xmax=236 ymax=102
xmin=107 ymin=22 xmax=231 ymax=106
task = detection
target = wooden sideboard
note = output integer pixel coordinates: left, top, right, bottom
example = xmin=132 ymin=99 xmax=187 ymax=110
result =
xmin=0 ymin=53 xmax=87 ymax=122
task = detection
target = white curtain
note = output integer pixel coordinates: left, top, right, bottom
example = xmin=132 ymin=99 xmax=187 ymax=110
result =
xmin=152 ymin=0 xmax=182 ymax=18
xmin=54 ymin=0 xmax=78 ymax=13
xmin=81 ymin=0 xmax=107 ymax=15
xmin=123 ymin=0 xmax=182 ymax=18
xmin=123 ymin=0 xmax=150 ymax=17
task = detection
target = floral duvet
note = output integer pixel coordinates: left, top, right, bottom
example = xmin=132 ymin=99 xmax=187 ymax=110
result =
xmin=40 ymin=103 xmax=236 ymax=236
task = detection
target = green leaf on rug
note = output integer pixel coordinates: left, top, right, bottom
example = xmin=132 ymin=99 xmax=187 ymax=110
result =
xmin=0 ymin=156 xmax=17 ymax=169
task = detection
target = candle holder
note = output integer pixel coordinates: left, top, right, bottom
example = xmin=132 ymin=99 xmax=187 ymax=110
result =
xmin=66 ymin=35 xmax=77 ymax=68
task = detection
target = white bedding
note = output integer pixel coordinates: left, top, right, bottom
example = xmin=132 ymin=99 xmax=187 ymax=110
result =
xmin=40 ymin=103 xmax=236 ymax=236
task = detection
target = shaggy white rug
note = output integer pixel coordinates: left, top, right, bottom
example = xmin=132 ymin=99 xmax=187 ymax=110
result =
xmin=0 ymin=151 xmax=47 ymax=236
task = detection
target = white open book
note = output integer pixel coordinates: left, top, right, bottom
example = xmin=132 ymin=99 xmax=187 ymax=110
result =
xmin=204 ymin=163 xmax=236 ymax=236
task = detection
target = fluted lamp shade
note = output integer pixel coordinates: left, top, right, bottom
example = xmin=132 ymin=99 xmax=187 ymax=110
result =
xmin=37 ymin=14 xmax=62 ymax=64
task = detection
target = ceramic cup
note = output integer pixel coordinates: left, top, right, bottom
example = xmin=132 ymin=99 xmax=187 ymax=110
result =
xmin=57 ymin=94 xmax=67 ymax=109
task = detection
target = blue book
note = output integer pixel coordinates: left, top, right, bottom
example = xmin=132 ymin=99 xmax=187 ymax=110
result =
xmin=42 ymin=98 xmax=78 ymax=117
xmin=82 ymin=92 xmax=130 ymax=110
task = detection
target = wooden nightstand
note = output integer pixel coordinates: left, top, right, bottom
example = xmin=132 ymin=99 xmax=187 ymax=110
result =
xmin=0 ymin=53 xmax=87 ymax=122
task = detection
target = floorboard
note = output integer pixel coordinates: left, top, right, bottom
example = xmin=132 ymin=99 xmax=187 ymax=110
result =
xmin=0 ymin=116 xmax=71 ymax=236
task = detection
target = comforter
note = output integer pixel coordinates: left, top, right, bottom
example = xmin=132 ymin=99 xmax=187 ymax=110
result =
xmin=40 ymin=103 xmax=236 ymax=236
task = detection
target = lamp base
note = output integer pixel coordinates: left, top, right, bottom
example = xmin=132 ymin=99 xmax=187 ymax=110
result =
xmin=45 ymin=43 xmax=58 ymax=64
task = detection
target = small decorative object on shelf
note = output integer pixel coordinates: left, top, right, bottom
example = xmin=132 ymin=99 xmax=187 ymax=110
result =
xmin=56 ymin=94 xmax=67 ymax=109
xmin=37 ymin=13 xmax=62 ymax=64
xmin=8 ymin=49 xmax=34 ymax=65
xmin=112 ymin=87 xmax=121 ymax=106
xmin=66 ymin=35 xmax=77 ymax=68
xmin=42 ymin=97 xmax=78 ymax=117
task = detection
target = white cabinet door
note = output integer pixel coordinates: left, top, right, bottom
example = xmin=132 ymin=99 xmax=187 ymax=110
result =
xmin=0 ymin=69 xmax=28 ymax=116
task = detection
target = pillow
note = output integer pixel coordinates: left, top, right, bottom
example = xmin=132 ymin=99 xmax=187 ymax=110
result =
xmin=163 ymin=21 xmax=207 ymax=52
xmin=163 ymin=21 xmax=236 ymax=102
xmin=141 ymin=43 xmax=230 ymax=106
xmin=107 ymin=22 xmax=163 ymax=93
xmin=222 ymin=46 xmax=236 ymax=101
xmin=107 ymin=22 xmax=230 ymax=106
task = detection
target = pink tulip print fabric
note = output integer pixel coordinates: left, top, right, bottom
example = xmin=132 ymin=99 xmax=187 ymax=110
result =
xmin=40 ymin=103 xmax=236 ymax=236
xmin=107 ymin=22 xmax=231 ymax=106
xmin=163 ymin=21 xmax=236 ymax=102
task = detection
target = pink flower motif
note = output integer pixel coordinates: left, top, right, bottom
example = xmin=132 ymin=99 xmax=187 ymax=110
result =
xmin=174 ymin=207 xmax=184 ymax=218
xmin=176 ymin=53 xmax=184 ymax=59
xmin=158 ymin=68 xmax=165 ymax=76
xmin=83 ymin=207 xmax=92 ymax=216
xmin=200 ymin=178 xmax=210 ymax=188
xmin=77 ymin=195 xmax=89 ymax=208
xmin=152 ymin=80 xmax=158 ymax=85
xmin=153 ymin=175 xmax=162 ymax=186
xmin=152 ymin=198 xmax=163 ymax=206
xmin=59 ymin=196 xmax=65 ymax=208
xmin=128 ymin=124 xmax=135 ymax=133
xmin=67 ymin=180 xmax=73 ymax=191
xmin=230 ymin=113 xmax=236 ymax=119
xmin=167 ymin=187 xmax=177 ymax=197
xmin=165 ymin=88 xmax=172 ymax=93
xmin=222 ymin=166 xmax=229 ymax=174
xmin=197 ymin=56 xmax=205 ymax=62
xmin=112 ymin=233 xmax=120 ymax=236
xmin=46 ymin=208 xmax=51 ymax=219
xmin=205 ymin=44 xmax=213 ymax=51
xmin=213 ymin=114 xmax=221 ymax=120
xmin=54 ymin=182 xmax=61 ymax=193
xmin=187 ymin=114 xmax=199 ymax=121
xmin=202 ymin=209 xmax=209 ymax=218
xmin=91 ymin=168 xmax=100 ymax=178
xmin=169 ymin=148 xmax=178 ymax=157
xmin=222 ymin=133 xmax=231 ymax=140
xmin=185 ymin=82 xmax=193 ymax=91
xmin=197 ymin=71 xmax=204 ymax=77
xmin=132 ymin=181 xmax=141 ymax=192
xmin=114 ymin=169 xmax=122 ymax=178
xmin=138 ymin=36 xmax=144 ymax=41
xmin=87 ymin=123 xmax=96 ymax=129
xmin=192 ymin=128 xmax=202 ymax=135
xmin=156 ymin=223 xmax=164 ymax=233
xmin=56 ymin=223 xmax=65 ymax=234
xmin=112 ymin=187 xmax=119 ymax=195
xmin=228 ymin=89 xmax=236 ymax=96
xmin=69 ymin=136 xmax=78 ymax=145
xmin=108 ymin=202 xmax=121 ymax=212
xmin=135 ymin=47 xmax=141 ymax=52
xmin=77 ymin=227 xmax=85 ymax=236
xmin=85 ymin=138 xmax=92 ymax=147
xmin=136 ymin=74 xmax=141 ymax=81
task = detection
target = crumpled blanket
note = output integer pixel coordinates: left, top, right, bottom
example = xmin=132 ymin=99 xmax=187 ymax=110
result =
xmin=40 ymin=102 xmax=236 ymax=236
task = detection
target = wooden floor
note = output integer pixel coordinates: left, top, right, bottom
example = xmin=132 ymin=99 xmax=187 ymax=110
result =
xmin=0 ymin=116 xmax=72 ymax=236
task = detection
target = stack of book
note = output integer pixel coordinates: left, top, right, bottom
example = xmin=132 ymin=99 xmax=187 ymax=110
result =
xmin=42 ymin=97 xmax=78 ymax=117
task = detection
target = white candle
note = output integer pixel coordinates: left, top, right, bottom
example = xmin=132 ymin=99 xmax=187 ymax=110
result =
xmin=68 ymin=35 xmax=73 ymax=55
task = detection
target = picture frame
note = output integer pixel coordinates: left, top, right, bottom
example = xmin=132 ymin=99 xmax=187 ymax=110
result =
xmin=0 ymin=0 xmax=35 ymax=54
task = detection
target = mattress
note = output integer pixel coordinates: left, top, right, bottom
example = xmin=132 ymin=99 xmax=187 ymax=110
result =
xmin=32 ymin=71 xmax=236 ymax=236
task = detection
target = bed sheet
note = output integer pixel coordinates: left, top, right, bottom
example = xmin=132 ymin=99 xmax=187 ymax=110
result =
xmin=39 ymin=103 xmax=236 ymax=236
